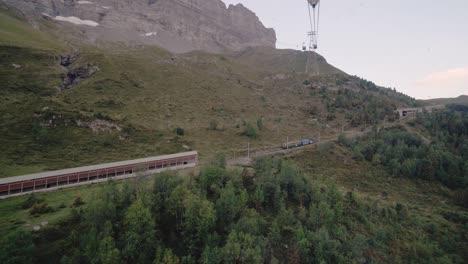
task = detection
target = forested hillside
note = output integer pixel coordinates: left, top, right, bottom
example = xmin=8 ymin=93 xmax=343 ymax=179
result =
xmin=2 ymin=105 xmax=467 ymax=263
xmin=340 ymin=105 xmax=468 ymax=207
xmin=2 ymin=155 xmax=466 ymax=263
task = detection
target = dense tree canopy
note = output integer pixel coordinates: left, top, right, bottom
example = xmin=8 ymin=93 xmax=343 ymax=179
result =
xmin=5 ymin=152 xmax=464 ymax=264
xmin=341 ymin=107 xmax=468 ymax=190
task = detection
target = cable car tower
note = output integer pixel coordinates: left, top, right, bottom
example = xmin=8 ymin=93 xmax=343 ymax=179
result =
xmin=304 ymin=0 xmax=321 ymax=74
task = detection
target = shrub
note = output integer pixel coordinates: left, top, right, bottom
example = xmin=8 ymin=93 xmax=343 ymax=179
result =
xmin=71 ymin=196 xmax=85 ymax=208
xmin=30 ymin=203 xmax=53 ymax=215
xmin=175 ymin=127 xmax=185 ymax=136
xmin=335 ymin=78 xmax=346 ymax=86
xmin=93 ymin=112 xmax=112 ymax=121
xmin=243 ymin=123 xmax=257 ymax=138
xmin=326 ymin=113 xmax=336 ymax=121
xmin=318 ymin=142 xmax=334 ymax=154
xmin=0 ymin=230 xmax=33 ymax=263
xmin=22 ymin=194 xmax=44 ymax=209
xmin=395 ymin=203 xmax=408 ymax=220
xmin=256 ymin=118 xmax=263 ymax=131
xmin=453 ymin=190 xmax=468 ymax=208
xmin=211 ymin=153 xmax=226 ymax=169
xmin=338 ymin=134 xmax=351 ymax=147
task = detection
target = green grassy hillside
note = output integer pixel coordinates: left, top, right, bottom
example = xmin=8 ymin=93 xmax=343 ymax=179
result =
xmin=0 ymin=11 xmax=65 ymax=50
xmin=0 ymin=10 xmax=418 ymax=177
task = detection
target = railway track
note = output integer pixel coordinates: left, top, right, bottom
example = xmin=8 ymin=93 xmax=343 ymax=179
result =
xmin=226 ymin=130 xmax=365 ymax=166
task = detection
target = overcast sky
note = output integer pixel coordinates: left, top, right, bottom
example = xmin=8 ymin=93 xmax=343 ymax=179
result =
xmin=222 ymin=0 xmax=468 ymax=99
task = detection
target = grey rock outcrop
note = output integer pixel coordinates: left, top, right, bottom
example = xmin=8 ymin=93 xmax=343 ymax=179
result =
xmin=3 ymin=0 xmax=276 ymax=53
xmin=61 ymin=64 xmax=99 ymax=90
xmin=59 ymin=54 xmax=99 ymax=90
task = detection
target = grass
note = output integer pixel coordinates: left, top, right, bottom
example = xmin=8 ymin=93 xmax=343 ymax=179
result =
xmin=0 ymin=163 xmax=46 ymax=178
xmin=0 ymin=10 xmax=66 ymax=51
xmin=0 ymin=183 xmax=103 ymax=236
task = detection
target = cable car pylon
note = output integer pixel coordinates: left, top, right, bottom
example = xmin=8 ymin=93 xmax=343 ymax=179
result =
xmin=304 ymin=0 xmax=321 ymax=75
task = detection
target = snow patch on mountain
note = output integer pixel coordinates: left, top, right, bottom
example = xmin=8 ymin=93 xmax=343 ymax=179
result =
xmin=54 ymin=16 xmax=99 ymax=27
xmin=142 ymin=32 xmax=157 ymax=37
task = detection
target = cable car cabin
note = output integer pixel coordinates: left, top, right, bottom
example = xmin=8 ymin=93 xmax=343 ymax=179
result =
xmin=0 ymin=151 xmax=198 ymax=198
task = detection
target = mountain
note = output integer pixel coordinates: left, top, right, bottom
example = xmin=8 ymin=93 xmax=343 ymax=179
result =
xmin=421 ymin=95 xmax=468 ymax=106
xmin=2 ymin=0 xmax=276 ymax=53
xmin=0 ymin=6 xmax=418 ymax=176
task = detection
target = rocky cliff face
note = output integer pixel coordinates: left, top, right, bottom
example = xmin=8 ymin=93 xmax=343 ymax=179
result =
xmin=2 ymin=0 xmax=276 ymax=53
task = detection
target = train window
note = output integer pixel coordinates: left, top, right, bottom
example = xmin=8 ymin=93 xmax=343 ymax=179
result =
xmin=170 ymin=163 xmax=177 ymax=167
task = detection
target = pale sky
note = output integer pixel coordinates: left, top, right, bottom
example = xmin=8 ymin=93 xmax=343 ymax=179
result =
xmin=223 ymin=0 xmax=468 ymax=99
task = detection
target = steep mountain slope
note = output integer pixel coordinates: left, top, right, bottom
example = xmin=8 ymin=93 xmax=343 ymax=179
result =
xmin=2 ymin=0 xmax=276 ymax=53
xmin=0 ymin=9 xmax=417 ymax=177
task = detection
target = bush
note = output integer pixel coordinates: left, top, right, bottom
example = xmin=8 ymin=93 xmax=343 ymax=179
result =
xmin=318 ymin=142 xmax=334 ymax=154
xmin=395 ymin=203 xmax=408 ymax=220
xmin=326 ymin=113 xmax=336 ymax=121
xmin=71 ymin=196 xmax=85 ymax=208
xmin=243 ymin=123 xmax=257 ymax=138
xmin=256 ymin=118 xmax=263 ymax=131
xmin=93 ymin=112 xmax=112 ymax=121
xmin=175 ymin=127 xmax=185 ymax=136
xmin=0 ymin=230 xmax=33 ymax=263
xmin=22 ymin=194 xmax=44 ymax=209
xmin=453 ymin=190 xmax=468 ymax=208
xmin=30 ymin=203 xmax=53 ymax=215
xmin=211 ymin=153 xmax=226 ymax=169
xmin=338 ymin=134 xmax=351 ymax=147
